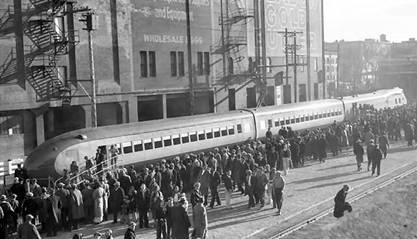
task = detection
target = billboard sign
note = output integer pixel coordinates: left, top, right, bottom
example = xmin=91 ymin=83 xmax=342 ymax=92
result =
xmin=247 ymin=0 xmax=323 ymax=57
xmin=133 ymin=0 xmax=212 ymax=47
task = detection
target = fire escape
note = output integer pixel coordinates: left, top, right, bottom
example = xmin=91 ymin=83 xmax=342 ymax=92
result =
xmin=0 ymin=0 xmax=79 ymax=101
xmin=211 ymin=0 xmax=254 ymax=87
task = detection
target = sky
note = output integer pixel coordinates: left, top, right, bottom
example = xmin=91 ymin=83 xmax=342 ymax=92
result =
xmin=324 ymin=0 xmax=417 ymax=42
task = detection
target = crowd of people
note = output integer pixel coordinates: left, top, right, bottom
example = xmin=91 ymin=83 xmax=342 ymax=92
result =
xmin=1 ymin=103 xmax=417 ymax=239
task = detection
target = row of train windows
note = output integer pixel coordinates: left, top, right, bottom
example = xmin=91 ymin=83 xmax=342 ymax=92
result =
xmin=394 ymin=98 xmax=402 ymax=104
xmin=267 ymin=110 xmax=343 ymax=128
xmin=119 ymin=124 xmax=243 ymax=154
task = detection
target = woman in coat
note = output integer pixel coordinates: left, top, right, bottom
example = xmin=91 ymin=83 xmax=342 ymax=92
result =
xmin=70 ymin=184 xmax=84 ymax=229
xmin=92 ymin=181 xmax=104 ymax=224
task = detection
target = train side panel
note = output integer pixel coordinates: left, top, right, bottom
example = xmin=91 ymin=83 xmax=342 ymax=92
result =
xmin=54 ymin=114 xmax=255 ymax=175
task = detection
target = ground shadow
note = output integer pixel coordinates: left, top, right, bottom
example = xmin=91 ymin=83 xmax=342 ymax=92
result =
xmin=290 ymin=171 xmax=355 ymax=185
xmin=317 ymin=162 xmax=357 ymax=171
xmin=298 ymin=174 xmax=373 ymax=190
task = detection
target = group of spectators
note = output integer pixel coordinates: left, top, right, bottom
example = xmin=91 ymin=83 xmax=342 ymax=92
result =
xmin=1 ymin=103 xmax=417 ymax=239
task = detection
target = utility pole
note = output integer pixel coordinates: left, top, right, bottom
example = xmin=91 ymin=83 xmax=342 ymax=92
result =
xmin=253 ymin=0 xmax=260 ymax=70
xmin=185 ymin=0 xmax=194 ymax=115
xmin=306 ymin=0 xmax=311 ymax=100
xmin=220 ymin=0 xmax=227 ymax=84
xmin=284 ymin=28 xmax=289 ymax=85
xmin=320 ymin=0 xmax=326 ymax=99
xmin=336 ymin=40 xmax=340 ymax=97
xmin=80 ymin=12 xmax=97 ymax=127
xmin=293 ymin=34 xmax=298 ymax=102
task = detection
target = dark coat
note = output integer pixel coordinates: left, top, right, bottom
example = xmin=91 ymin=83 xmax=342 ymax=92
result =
xmin=109 ymin=187 xmax=125 ymax=212
xmin=136 ymin=189 xmax=150 ymax=210
xmin=21 ymin=198 xmax=39 ymax=217
xmin=18 ymin=221 xmax=41 ymax=239
xmin=171 ymin=206 xmax=191 ymax=239
xmin=124 ymin=228 xmax=136 ymax=239
xmin=333 ymin=188 xmax=351 ymax=218
xmin=70 ymin=189 xmax=84 ymax=219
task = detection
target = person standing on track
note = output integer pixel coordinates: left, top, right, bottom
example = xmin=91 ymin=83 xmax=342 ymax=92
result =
xmin=353 ymin=139 xmax=364 ymax=171
xmin=366 ymin=139 xmax=376 ymax=171
xmin=333 ymin=185 xmax=352 ymax=218
xmin=272 ymin=171 xmax=285 ymax=215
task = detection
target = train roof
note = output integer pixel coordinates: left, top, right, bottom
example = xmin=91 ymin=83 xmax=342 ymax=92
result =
xmin=45 ymin=110 xmax=252 ymax=144
xmin=250 ymin=99 xmax=343 ymax=116
xmin=342 ymin=88 xmax=404 ymax=104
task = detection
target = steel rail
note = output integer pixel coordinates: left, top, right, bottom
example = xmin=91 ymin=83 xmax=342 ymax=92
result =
xmin=268 ymin=163 xmax=417 ymax=239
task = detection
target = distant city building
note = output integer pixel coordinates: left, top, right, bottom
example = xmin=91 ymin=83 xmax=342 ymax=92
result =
xmin=377 ymin=38 xmax=417 ymax=100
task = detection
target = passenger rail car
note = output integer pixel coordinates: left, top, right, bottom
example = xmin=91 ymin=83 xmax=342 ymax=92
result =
xmin=24 ymin=88 xmax=407 ymax=178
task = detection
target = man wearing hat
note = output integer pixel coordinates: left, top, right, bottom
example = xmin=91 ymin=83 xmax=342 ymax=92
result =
xmin=192 ymin=197 xmax=207 ymax=239
xmin=0 ymin=194 xmax=15 ymax=237
xmin=353 ymin=139 xmax=364 ymax=171
xmin=17 ymin=214 xmax=41 ymax=239
xmin=109 ymin=181 xmax=125 ymax=223
xmin=55 ymin=182 xmax=70 ymax=230
xmin=366 ymin=139 xmax=376 ymax=171
xmin=272 ymin=171 xmax=285 ymax=215
xmin=21 ymin=192 xmax=38 ymax=224
xmin=245 ymin=170 xmax=256 ymax=209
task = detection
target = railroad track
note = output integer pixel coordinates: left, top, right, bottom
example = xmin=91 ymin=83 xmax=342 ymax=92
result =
xmin=267 ymin=162 xmax=417 ymax=239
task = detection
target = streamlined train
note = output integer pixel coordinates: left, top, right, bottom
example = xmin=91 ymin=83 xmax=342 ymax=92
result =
xmin=24 ymin=88 xmax=407 ymax=178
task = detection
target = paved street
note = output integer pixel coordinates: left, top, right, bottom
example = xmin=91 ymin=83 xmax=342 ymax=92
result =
xmin=49 ymin=142 xmax=417 ymax=239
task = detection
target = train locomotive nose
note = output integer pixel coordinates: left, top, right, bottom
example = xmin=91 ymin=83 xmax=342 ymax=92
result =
xmin=24 ymin=146 xmax=59 ymax=180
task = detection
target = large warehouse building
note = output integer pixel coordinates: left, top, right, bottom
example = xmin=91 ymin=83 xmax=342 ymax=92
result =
xmin=0 ymin=0 xmax=325 ymax=160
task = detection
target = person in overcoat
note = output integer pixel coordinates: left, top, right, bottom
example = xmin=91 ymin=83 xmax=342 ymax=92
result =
xmin=124 ymin=222 xmax=136 ymax=239
xmin=192 ymin=198 xmax=207 ymax=239
xmin=333 ymin=185 xmax=352 ymax=218
xmin=92 ymin=181 xmax=105 ymax=224
xmin=109 ymin=181 xmax=125 ymax=223
xmin=136 ymin=183 xmax=150 ymax=228
xmin=17 ymin=214 xmax=41 ymax=239
xmin=70 ymin=184 xmax=84 ymax=229
xmin=353 ymin=139 xmax=364 ymax=171
xmin=170 ymin=199 xmax=191 ymax=239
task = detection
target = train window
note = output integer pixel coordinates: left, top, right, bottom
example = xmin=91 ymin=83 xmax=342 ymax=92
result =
xmin=122 ymin=142 xmax=133 ymax=154
xmin=173 ymin=135 xmax=181 ymax=145
xmin=280 ymin=119 xmax=285 ymax=125
xmin=237 ymin=124 xmax=242 ymax=133
xmin=395 ymin=98 xmax=398 ymax=104
xmin=190 ymin=132 xmax=198 ymax=142
xmin=327 ymin=112 xmax=331 ymax=117
xmin=163 ymin=136 xmax=172 ymax=147
xmin=154 ymin=138 xmax=162 ymax=148
xmin=228 ymin=126 xmax=235 ymax=135
xmin=286 ymin=119 xmax=290 ymax=125
xmin=206 ymin=130 xmax=213 ymax=139
xmin=301 ymin=116 xmax=305 ymax=122
xmin=399 ymin=98 xmax=401 ymax=104
xmin=331 ymin=111 xmax=335 ymax=116
xmin=314 ymin=114 xmax=319 ymax=119
xmin=275 ymin=120 xmax=279 ymax=127
xmin=290 ymin=118 xmax=295 ymax=124
xmin=144 ymin=139 xmax=153 ymax=150
xmin=214 ymin=128 xmax=221 ymax=138
xmin=309 ymin=115 xmax=313 ymax=120
xmin=198 ymin=131 xmax=206 ymax=140
xmin=339 ymin=110 xmax=342 ymax=115
xmin=268 ymin=119 xmax=273 ymax=128
xmin=221 ymin=127 xmax=228 ymax=136
xmin=296 ymin=117 xmax=300 ymax=123
xmin=181 ymin=133 xmax=189 ymax=143
xmin=133 ymin=141 xmax=143 ymax=152
xmin=319 ymin=113 xmax=323 ymax=119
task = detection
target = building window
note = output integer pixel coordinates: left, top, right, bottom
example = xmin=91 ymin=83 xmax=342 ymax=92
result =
xmin=149 ymin=51 xmax=156 ymax=77
xmin=170 ymin=51 xmax=177 ymax=77
xmin=0 ymin=115 xmax=22 ymax=135
xmin=197 ymin=52 xmax=203 ymax=75
xmin=178 ymin=51 xmax=185 ymax=76
xmin=204 ymin=52 xmax=210 ymax=75
xmin=140 ymin=51 xmax=147 ymax=77
xmin=228 ymin=57 xmax=234 ymax=75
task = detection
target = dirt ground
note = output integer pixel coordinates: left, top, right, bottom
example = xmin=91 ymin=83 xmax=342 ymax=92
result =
xmin=284 ymin=171 xmax=417 ymax=239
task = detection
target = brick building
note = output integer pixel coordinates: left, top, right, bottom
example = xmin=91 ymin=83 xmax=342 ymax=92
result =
xmin=0 ymin=0 xmax=325 ymax=160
